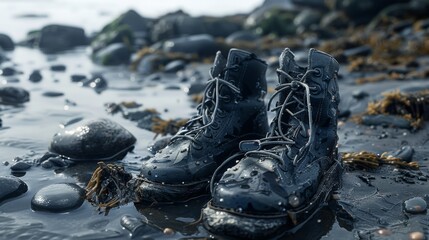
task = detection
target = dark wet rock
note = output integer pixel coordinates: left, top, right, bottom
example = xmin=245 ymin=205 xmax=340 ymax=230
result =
xmin=164 ymin=60 xmax=186 ymax=73
xmin=0 ymin=176 xmax=28 ymax=204
xmin=148 ymin=136 xmax=171 ymax=154
xmin=41 ymin=160 xmax=53 ymax=169
xmin=187 ymin=82 xmax=206 ymax=95
xmin=60 ymin=117 xmax=84 ymax=128
xmin=403 ymin=197 xmax=427 ymax=214
xmin=93 ymin=43 xmax=131 ymax=66
xmin=201 ymin=16 xmax=244 ymax=38
xmin=10 ymin=162 xmax=31 ymax=171
xmin=326 ymin=0 xmax=409 ymax=23
xmin=120 ymin=215 xmax=160 ymax=236
xmin=48 ymin=157 xmax=69 ymax=168
xmin=29 ymin=24 xmax=88 ymax=53
xmin=320 ymin=11 xmax=349 ymax=29
xmin=293 ymin=9 xmax=323 ymax=32
xmin=42 ymin=91 xmax=64 ymax=97
xmin=383 ymin=146 xmax=414 ymax=163
xmin=352 ymin=90 xmax=369 ymax=100
xmin=0 ymin=49 xmax=7 ymax=64
xmin=0 ymin=67 xmax=17 ymax=76
xmin=163 ymin=34 xmax=218 ymax=57
xmin=36 ymin=152 xmax=60 ymax=164
xmin=361 ymin=115 xmax=411 ymax=129
xmin=123 ymin=109 xmax=159 ymax=122
xmin=0 ymin=33 xmax=14 ymax=51
xmin=225 ymin=31 xmax=260 ymax=45
xmin=80 ymin=74 xmax=108 ymax=93
xmin=101 ymin=10 xmax=150 ymax=36
xmin=341 ymin=46 xmax=372 ymax=62
xmin=49 ymin=118 xmax=136 ymax=161
xmin=91 ymin=25 xmax=134 ymax=53
xmin=151 ymin=11 xmax=205 ymax=42
xmin=164 ymin=85 xmax=181 ymax=90
xmin=29 ymin=70 xmax=43 ymax=82
xmin=70 ymin=74 xmax=87 ymax=82
xmin=15 ymin=13 xmax=49 ymax=19
xmin=31 ymin=183 xmax=85 ymax=212
xmin=136 ymin=54 xmax=162 ymax=75
xmin=50 ymin=64 xmax=66 ymax=72
xmin=0 ymin=86 xmax=30 ymax=104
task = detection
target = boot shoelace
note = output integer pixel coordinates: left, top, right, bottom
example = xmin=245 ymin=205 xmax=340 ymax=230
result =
xmin=209 ymin=68 xmax=319 ymax=194
xmin=241 ymin=68 xmax=320 ymax=165
xmin=170 ymin=65 xmax=241 ymax=143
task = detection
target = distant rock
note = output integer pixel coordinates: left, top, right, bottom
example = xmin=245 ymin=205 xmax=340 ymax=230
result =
xmin=151 ymin=10 xmax=205 ymax=42
xmin=151 ymin=10 xmax=243 ymax=42
xmin=164 ymin=60 xmax=186 ymax=73
xmin=80 ymin=74 xmax=108 ymax=93
xmin=27 ymin=24 xmax=89 ymax=53
xmin=70 ymin=74 xmax=87 ymax=82
xmin=0 ymin=33 xmax=14 ymax=51
xmin=163 ymin=34 xmax=219 ymax=57
xmin=0 ymin=176 xmax=28 ymax=204
xmin=49 ymin=118 xmax=136 ymax=161
xmin=50 ymin=64 xmax=66 ymax=72
xmin=91 ymin=10 xmax=150 ymax=53
xmin=0 ymin=67 xmax=18 ymax=76
xmin=10 ymin=162 xmax=31 ymax=171
xmin=29 ymin=70 xmax=43 ymax=82
xmin=226 ymin=31 xmax=260 ymax=45
xmin=248 ymin=8 xmax=297 ymax=36
xmin=0 ymin=86 xmax=30 ymax=104
xmin=31 ymin=183 xmax=85 ymax=212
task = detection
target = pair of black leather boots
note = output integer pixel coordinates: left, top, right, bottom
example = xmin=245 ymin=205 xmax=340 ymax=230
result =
xmin=138 ymin=48 xmax=342 ymax=238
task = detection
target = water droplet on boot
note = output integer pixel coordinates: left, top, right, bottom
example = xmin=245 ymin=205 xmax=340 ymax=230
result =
xmin=409 ymin=231 xmax=425 ymax=240
xmin=163 ymin=228 xmax=175 ymax=235
xmin=236 ymin=207 xmax=243 ymax=213
xmin=250 ymin=171 xmax=258 ymax=176
xmin=377 ymin=228 xmax=391 ymax=236
xmin=288 ymin=195 xmax=300 ymax=207
xmin=195 ymin=161 xmax=200 ymax=165
xmin=403 ymin=197 xmax=427 ymax=214
xmin=219 ymin=198 xmax=224 ymax=202
xmin=154 ymin=174 xmax=158 ymax=178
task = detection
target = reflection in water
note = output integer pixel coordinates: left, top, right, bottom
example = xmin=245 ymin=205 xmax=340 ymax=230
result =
xmin=135 ymin=196 xmax=210 ymax=236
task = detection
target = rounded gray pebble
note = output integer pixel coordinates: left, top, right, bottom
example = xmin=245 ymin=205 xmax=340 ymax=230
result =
xmin=403 ymin=197 xmax=427 ymax=214
xmin=31 ymin=183 xmax=85 ymax=212
xmin=0 ymin=176 xmax=28 ymax=203
xmin=10 ymin=162 xmax=31 ymax=171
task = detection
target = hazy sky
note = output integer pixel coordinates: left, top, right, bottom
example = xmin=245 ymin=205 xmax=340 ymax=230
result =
xmin=0 ymin=0 xmax=264 ymax=40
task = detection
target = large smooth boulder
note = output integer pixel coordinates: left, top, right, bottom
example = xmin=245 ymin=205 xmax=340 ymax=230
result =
xmin=38 ymin=25 xmax=88 ymax=53
xmin=93 ymin=43 xmax=131 ymax=66
xmin=49 ymin=118 xmax=136 ymax=161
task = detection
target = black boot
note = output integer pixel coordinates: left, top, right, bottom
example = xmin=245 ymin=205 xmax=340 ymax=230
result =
xmin=203 ymin=48 xmax=342 ymax=238
xmin=137 ymin=49 xmax=269 ymax=203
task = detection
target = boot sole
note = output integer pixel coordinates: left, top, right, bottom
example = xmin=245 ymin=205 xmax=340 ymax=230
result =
xmin=202 ymin=160 xmax=343 ymax=239
xmin=137 ymin=178 xmax=210 ymax=204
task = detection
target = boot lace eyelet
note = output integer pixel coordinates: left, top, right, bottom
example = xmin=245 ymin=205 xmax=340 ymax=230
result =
xmin=313 ymin=68 xmax=322 ymax=77
xmin=310 ymin=85 xmax=321 ymax=94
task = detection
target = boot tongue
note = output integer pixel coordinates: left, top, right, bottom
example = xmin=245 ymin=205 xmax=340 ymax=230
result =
xmin=278 ymin=48 xmax=304 ymax=83
xmin=210 ymin=51 xmax=227 ymax=78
